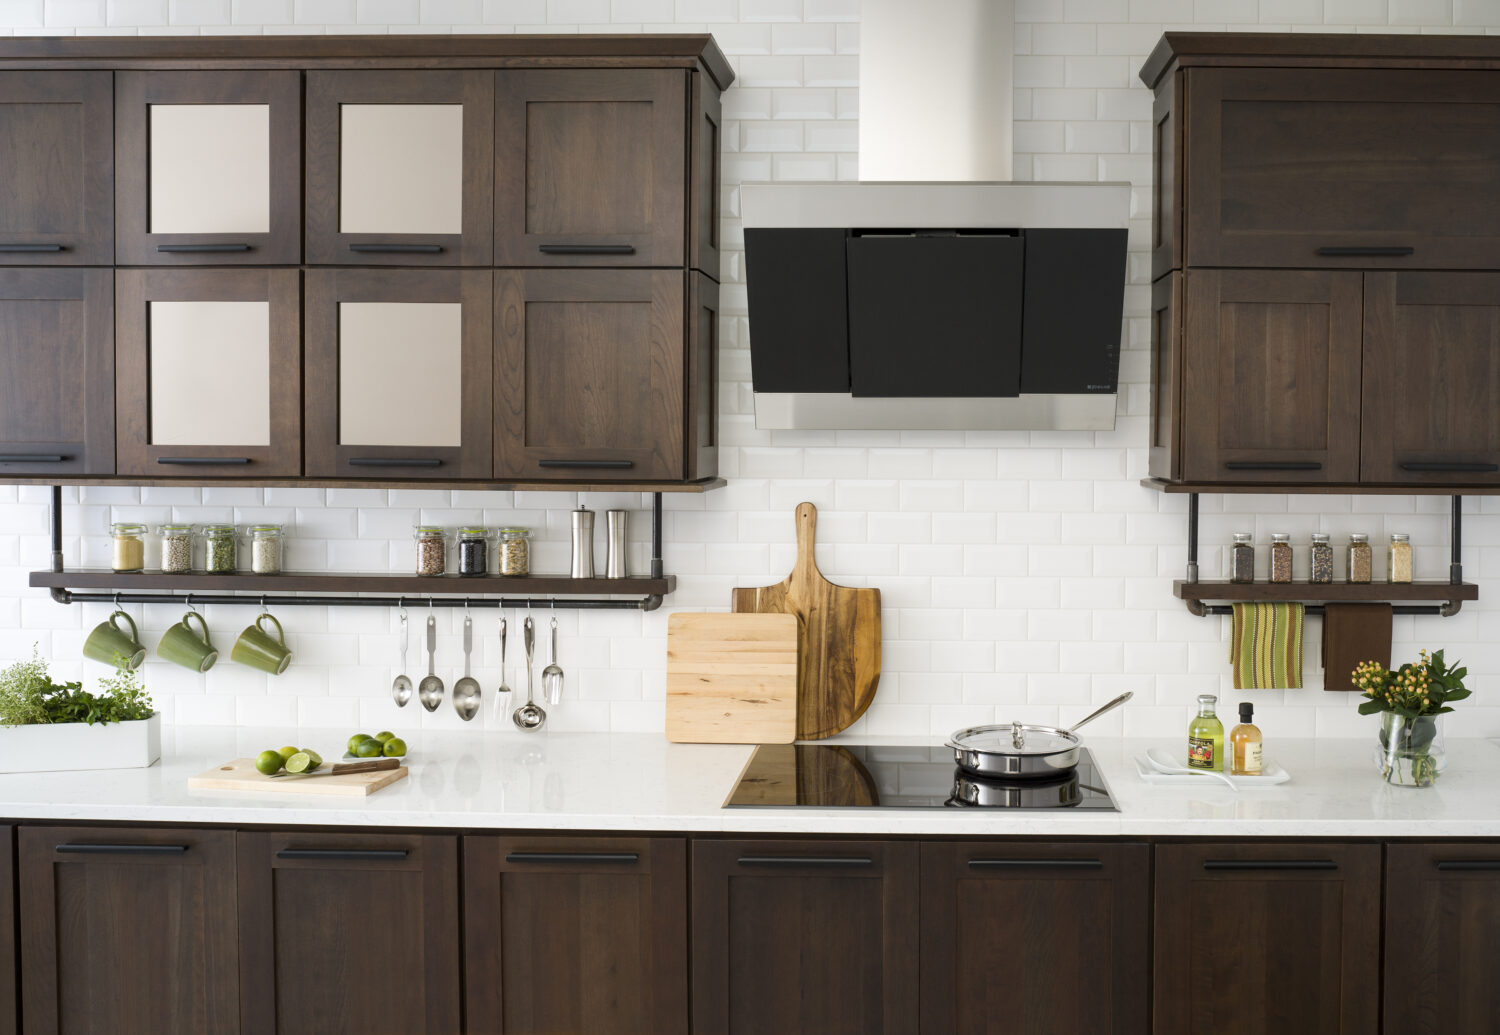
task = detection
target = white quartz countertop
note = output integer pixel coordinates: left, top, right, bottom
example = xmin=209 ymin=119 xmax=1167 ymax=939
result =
xmin=0 ymin=726 xmax=1496 ymax=837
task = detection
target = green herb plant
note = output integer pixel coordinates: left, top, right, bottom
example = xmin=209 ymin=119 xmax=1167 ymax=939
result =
xmin=1352 ymin=649 xmax=1470 ymax=787
xmin=0 ymin=647 xmax=154 ymax=728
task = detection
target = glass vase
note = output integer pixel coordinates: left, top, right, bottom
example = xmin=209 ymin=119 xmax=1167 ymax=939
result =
xmin=1374 ymin=713 xmax=1445 ymax=788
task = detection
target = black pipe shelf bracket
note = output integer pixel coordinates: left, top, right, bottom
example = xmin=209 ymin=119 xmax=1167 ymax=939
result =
xmin=38 ymin=486 xmax=670 ymax=612
xmin=1177 ymin=492 xmax=1473 ymax=619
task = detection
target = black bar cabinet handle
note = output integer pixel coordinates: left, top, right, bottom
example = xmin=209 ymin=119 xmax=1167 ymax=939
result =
xmin=1316 ymin=246 xmax=1415 ymax=257
xmin=156 ymin=244 xmax=252 ymax=253
xmin=1203 ymin=859 xmax=1337 ymax=871
xmin=1224 ymin=461 xmax=1323 ymax=471
xmin=0 ymin=244 xmax=65 ymax=252
xmin=347 ymin=457 xmax=443 ymax=468
xmin=0 ymin=454 xmax=67 ymax=463
xmin=275 ymin=849 xmax=410 ymax=861
xmin=538 ymin=244 xmax=637 ymax=255
xmin=737 ymin=856 xmax=874 ymax=868
xmin=1436 ymin=860 xmax=1500 ymax=871
xmin=348 ymin=244 xmax=444 ymax=254
xmin=504 ymin=852 xmax=640 ymax=864
xmin=968 ymin=858 xmax=1104 ymax=870
xmin=1400 ymin=462 xmax=1500 ymax=473
xmin=56 ymin=843 xmax=187 ymax=855
xmin=538 ymin=459 xmax=635 ymax=470
xmin=157 ymin=456 xmax=252 ymax=465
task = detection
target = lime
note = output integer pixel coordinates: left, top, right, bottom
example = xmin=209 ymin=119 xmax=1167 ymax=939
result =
xmin=347 ymin=733 xmax=372 ymax=754
xmin=255 ymin=750 xmax=284 ymax=776
xmin=374 ymin=731 xmax=395 ymax=743
xmin=284 ymin=751 xmax=313 ymax=774
xmin=382 ymin=737 xmax=407 ymax=758
xmin=303 ymin=749 xmax=323 ymax=766
xmin=277 ymin=745 xmax=299 ymax=762
xmin=354 ymin=739 xmax=383 ymax=758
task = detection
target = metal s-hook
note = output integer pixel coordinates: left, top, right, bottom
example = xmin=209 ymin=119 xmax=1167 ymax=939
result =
xmin=185 ymin=592 xmax=197 ymax=613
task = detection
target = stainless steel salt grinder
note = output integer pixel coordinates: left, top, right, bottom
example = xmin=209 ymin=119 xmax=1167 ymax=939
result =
xmin=606 ymin=509 xmax=628 ymax=578
xmin=570 ymin=505 xmax=595 ymax=578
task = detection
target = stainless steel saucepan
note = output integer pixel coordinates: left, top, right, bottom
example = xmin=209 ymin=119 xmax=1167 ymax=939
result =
xmin=946 ymin=691 xmax=1133 ymax=780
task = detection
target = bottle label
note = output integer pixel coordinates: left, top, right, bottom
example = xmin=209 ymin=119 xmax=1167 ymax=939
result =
xmin=1188 ymin=737 xmax=1215 ymax=769
xmin=1243 ymin=742 xmax=1263 ymax=774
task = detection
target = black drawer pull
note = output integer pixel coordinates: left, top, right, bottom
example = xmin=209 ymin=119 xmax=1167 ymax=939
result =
xmin=157 ymin=244 xmax=252 ymax=253
xmin=1436 ymin=860 xmax=1500 ymax=871
xmin=539 ymin=244 xmax=637 ymax=255
xmin=538 ymin=459 xmax=635 ymax=470
xmin=1203 ymin=859 xmax=1337 ymax=871
xmin=275 ymin=849 xmax=409 ymax=861
xmin=0 ymin=244 xmax=65 ymax=252
xmin=347 ymin=457 xmax=443 ymax=468
xmin=158 ymin=456 xmax=252 ymax=465
xmin=0 ymin=454 xmax=67 ymax=463
xmin=1224 ymin=461 xmax=1322 ymax=471
xmin=968 ymin=858 xmax=1104 ymax=870
xmin=56 ymin=843 xmax=187 ymax=855
xmin=1316 ymin=246 xmax=1415 ymax=257
xmin=504 ymin=852 xmax=640 ymax=864
xmin=348 ymin=244 xmax=444 ymax=254
xmin=737 ymin=856 xmax=874 ymax=868
xmin=1400 ymin=462 xmax=1500 ymax=473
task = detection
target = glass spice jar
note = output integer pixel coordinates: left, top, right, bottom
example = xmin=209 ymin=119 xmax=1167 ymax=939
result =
xmin=110 ymin=522 xmax=147 ymax=573
xmin=457 ymin=527 xmax=490 ymax=576
xmin=203 ymin=524 xmax=238 ymax=573
xmin=498 ymin=527 xmax=531 ymax=576
xmin=1230 ymin=533 xmax=1255 ymax=583
xmin=1348 ymin=533 xmax=1373 ymax=584
xmin=1269 ymin=533 xmax=1293 ymax=584
xmin=1310 ymin=533 xmax=1334 ymax=584
xmin=159 ymin=523 xmax=194 ymax=574
xmin=249 ymin=524 xmax=284 ymax=575
xmin=1388 ymin=533 xmax=1413 ymax=584
xmin=414 ymin=526 xmax=447 ymax=576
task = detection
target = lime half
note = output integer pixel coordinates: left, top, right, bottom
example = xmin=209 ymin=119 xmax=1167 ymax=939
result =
xmin=284 ymin=751 xmax=313 ymax=775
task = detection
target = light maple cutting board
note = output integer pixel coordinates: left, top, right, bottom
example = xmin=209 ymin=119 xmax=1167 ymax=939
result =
xmin=665 ymin=612 xmax=800 ymax=744
xmin=732 ymin=502 xmax=882 ymax=740
xmin=189 ymin=758 xmax=409 ymax=796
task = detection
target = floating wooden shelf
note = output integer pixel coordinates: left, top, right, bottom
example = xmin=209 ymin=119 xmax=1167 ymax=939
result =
xmin=1173 ymin=580 xmax=1478 ymax=603
xmin=1142 ymin=478 xmax=1500 ymax=496
xmin=30 ymin=569 xmax=674 ymax=598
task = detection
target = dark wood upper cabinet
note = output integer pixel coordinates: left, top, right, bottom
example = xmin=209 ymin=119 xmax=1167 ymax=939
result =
xmin=920 ymin=842 xmax=1150 ymax=1035
xmin=115 ymin=71 xmax=301 ymax=266
xmin=464 ymin=835 xmax=689 ymax=1035
xmin=0 ymin=71 xmax=112 ymax=265
xmin=1181 ymin=269 xmax=1363 ymax=484
xmin=0 ymin=268 xmax=113 ymax=477
xmin=305 ymin=268 xmax=493 ymax=480
xmin=19 ymin=825 xmax=239 ymax=1035
xmin=237 ymin=831 xmax=460 ymax=1035
xmin=1384 ymin=843 xmax=1500 ymax=1034
xmin=1153 ymin=842 xmax=1380 ymax=1035
xmin=691 ymin=839 xmax=919 ymax=1035
xmin=494 ymin=269 xmax=686 ymax=482
xmin=115 ymin=268 xmax=302 ymax=478
xmin=690 ymin=70 xmax=724 ymax=279
xmin=1362 ymin=272 xmax=1500 ymax=486
xmin=306 ymin=71 xmax=494 ymax=267
xmin=495 ymin=70 xmax=686 ymax=268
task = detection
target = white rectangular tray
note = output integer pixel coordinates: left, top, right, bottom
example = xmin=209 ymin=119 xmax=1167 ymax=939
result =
xmin=1133 ymin=756 xmax=1290 ymax=788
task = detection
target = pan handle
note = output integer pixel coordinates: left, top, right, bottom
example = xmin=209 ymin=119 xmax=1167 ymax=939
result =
xmin=1065 ymin=691 xmax=1133 ymax=735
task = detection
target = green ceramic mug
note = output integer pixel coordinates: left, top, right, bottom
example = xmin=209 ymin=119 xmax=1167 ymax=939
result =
xmin=157 ymin=610 xmax=218 ymax=673
xmin=231 ymin=612 xmax=292 ymax=675
xmin=83 ymin=610 xmax=146 ymax=671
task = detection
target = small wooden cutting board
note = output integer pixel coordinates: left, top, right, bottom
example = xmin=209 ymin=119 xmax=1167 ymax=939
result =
xmin=666 ymin=612 xmax=800 ymax=744
xmin=189 ymin=758 xmax=409 ymax=796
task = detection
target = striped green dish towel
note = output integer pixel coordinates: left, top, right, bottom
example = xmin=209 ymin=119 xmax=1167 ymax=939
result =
xmin=1230 ymin=602 xmax=1305 ymax=690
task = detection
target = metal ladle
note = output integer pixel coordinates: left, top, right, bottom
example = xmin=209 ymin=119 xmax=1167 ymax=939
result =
xmin=418 ymin=612 xmax=444 ymax=712
xmin=453 ymin=611 xmax=481 ymax=722
xmin=391 ymin=608 xmax=412 ymax=708
xmin=542 ymin=610 xmax=564 ymax=706
xmin=512 ymin=616 xmax=546 ymax=730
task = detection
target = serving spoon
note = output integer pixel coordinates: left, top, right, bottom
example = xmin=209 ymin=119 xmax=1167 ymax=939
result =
xmin=453 ymin=613 xmax=481 ymax=722
xmin=1146 ymin=747 xmax=1238 ymax=789
xmin=542 ymin=615 xmax=564 ymax=706
xmin=391 ymin=608 xmax=412 ymax=708
xmin=418 ymin=614 xmax=444 ymax=712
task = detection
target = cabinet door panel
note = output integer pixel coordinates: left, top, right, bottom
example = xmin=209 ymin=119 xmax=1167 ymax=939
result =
xmin=305 ymin=269 xmax=493 ymax=479
xmin=238 ymin=831 xmax=460 ymax=1035
xmin=0 ymin=268 xmax=113 ymax=476
xmin=1361 ymin=272 xmax=1500 ymax=485
xmin=306 ymin=71 xmax=493 ymax=266
xmin=495 ymin=269 xmax=684 ymax=481
xmin=1153 ymin=843 xmax=1380 ymax=1035
xmin=1149 ymin=272 xmax=1182 ymax=481
xmin=496 ymin=70 xmax=685 ymax=267
xmin=690 ymin=70 xmax=723 ymax=278
xmin=1182 ymin=269 xmax=1362 ymax=483
xmin=465 ymin=836 xmax=688 ymax=1035
xmin=687 ymin=272 xmax=719 ymax=481
xmin=0 ymin=71 xmax=112 ymax=264
xmin=20 ymin=826 xmax=239 ymax=1035
xmin=920 ymin=843 xmax=1149 ymax=1035
xmin=115 ymin=71 xmax=300 ymax=265
xmin=691 ymin=839 xmax=918 ymax=1035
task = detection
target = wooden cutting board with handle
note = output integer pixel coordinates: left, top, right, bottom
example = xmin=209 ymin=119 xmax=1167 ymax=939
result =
xmin=666 ymin=612 xmax=800 ymax=744
xmin=732 ymin=502 xmax=882 ymax=740
xmin=189 ymin=758 xmax=409 ymax=796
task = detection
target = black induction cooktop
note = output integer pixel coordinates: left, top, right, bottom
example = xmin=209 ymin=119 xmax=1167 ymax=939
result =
xmin=724 ymin=743 xmax=1118 ymax=811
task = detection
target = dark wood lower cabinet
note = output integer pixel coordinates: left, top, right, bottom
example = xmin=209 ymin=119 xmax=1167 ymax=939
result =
xmin=920 ymin=842 xmax=1149 ymax=1035
xmin=0 ymin=827 xmax=12 ymax=1035
xmin=1153 ymin=842 xmax=1381 ymax=1035
xmin=236 ymin=830 xmax=459 ymax=1035
xmin=1384 ymin=843 xmax=1500 ymax=1033
xmin=18 ymin=825 xmax=239 ymax=1035
xmin=464 ymin=835 xmax=688 ymax=1035
xmin=691 ymin=839 xmax=919 ymax=1035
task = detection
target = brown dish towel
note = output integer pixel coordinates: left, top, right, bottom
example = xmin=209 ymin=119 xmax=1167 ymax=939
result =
xmin=1322 ymin=603 xmax=1394 ymax=691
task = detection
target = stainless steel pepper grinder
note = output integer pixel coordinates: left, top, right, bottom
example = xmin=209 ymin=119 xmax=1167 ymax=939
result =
xmin=606 ymin=509 xmax=628 ymax=578
xmin=569 ymin=505 xmax=595 ymax=578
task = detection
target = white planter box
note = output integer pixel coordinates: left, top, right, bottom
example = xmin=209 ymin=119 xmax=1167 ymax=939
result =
xmin=0 ymin=712 xmax=160 ymax=773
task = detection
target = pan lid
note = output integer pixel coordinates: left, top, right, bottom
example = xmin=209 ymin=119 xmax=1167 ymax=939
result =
xmin=947 ymin=721 xmax=1080 ymax=757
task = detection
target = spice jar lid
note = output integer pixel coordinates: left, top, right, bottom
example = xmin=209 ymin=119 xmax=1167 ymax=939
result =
xmin=248 ymin=524 xmax=283 ymax=537
xmin=158 ymin=523 xmax=193 ymax=535
xmin=1350 ymin=533 xmax=1369 ymax=543
xmin=1311 ymin=532 xmax=1330 ymax=544
xmin=498 ymin=527 xmax=530 ymax=538
xmin=413 ymin=525 xmax=446 ymax=538
xmin=1270 ymin=533 xmax=1290 ymax=543
xmin=1232 ymin=532 xmax=1252 ymax=543
xmin=1390 ymin=532 xmax=1410 ymax=542
xmin=458 ymin=527 xmax=490 ymax=538
xmin=202 ymin=523 xmax=237 ymax=536
xmin=110 ymin=522 xmax=147 ymax=535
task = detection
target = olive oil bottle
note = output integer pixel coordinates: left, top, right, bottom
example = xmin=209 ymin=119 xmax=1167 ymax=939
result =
xmin=1188 ymin=694 xmax=1224 ymax=771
